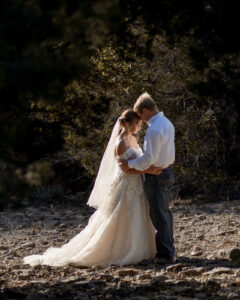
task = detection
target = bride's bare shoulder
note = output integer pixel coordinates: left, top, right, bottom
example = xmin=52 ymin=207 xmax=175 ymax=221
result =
xmin=114 ymin=138 xmax=129 ymax=156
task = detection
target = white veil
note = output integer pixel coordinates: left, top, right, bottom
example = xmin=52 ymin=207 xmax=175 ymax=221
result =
xmin=87 ymin=118 xmax=120 ymax=209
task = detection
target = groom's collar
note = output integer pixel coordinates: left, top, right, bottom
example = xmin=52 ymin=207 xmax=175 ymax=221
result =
xmin=147 ymin=112 xmax=164 ymax=126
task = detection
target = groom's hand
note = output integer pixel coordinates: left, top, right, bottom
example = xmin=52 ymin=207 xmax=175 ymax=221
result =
xmin=119 ymin=159 xmax=129 ymax=172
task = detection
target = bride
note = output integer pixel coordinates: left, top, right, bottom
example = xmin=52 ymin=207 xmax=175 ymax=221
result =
xmin=24 ymin=109 xmax=162 ymax=267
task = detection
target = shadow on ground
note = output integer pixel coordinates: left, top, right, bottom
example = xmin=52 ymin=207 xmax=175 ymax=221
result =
xmin=1 ymin=257 xmax=239 ymax=300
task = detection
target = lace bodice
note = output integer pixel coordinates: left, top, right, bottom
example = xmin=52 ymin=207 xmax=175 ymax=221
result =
xmin=112 ymin=145 xmax=145 ymax=209
xmin=117 ymin=146 xmax=143 ymax=161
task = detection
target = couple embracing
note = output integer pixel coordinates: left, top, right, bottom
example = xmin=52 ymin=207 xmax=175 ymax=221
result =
xmin=24 ymin=92 xmax=175 ymax=267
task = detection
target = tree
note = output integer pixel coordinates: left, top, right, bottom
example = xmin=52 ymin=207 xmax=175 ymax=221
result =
xmin=0 ymin=0 xmax=122 ymax=206
xmin=0 ymin=0 xmax=239 ymax=207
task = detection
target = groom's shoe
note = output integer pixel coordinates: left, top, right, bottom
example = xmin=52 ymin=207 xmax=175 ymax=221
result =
xmin=154 ymin=256 xmax=175 ymax=265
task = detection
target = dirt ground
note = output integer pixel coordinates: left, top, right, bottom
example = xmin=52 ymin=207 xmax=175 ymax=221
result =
xmin=1 ymin=199 xmax=240 ymax=299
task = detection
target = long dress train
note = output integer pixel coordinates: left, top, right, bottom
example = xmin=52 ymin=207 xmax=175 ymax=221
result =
xmin=23 ymin=147 xmax=156 ymax=267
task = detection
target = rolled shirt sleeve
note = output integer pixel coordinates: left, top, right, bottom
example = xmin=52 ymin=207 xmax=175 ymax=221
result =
xmin=128 ymin=130 xmax=162 ymax=171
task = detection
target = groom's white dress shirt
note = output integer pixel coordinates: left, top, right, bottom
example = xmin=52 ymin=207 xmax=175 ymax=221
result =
xmin=128 ymin=112 xmax=175 ymax=170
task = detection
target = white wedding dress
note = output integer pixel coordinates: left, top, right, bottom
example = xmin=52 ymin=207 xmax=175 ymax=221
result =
xmin=24 ymin=146 xmax=156 ymax=267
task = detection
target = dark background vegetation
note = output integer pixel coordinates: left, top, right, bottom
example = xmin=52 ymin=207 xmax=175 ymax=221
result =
xmin=0 ymin=0 xmax=239 ymax=209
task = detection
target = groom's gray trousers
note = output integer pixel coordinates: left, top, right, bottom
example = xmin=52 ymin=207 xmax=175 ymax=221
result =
xmin=143 ymin=166 xmax=174 ymax=259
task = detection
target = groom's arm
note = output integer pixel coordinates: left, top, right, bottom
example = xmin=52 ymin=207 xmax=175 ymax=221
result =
xmin=119 ymin=160 xmax=142 ymax=173
xmin=119 ymin=162 xmax=162 ymax=174
xmin=128 ymin=130 xmax=162 ymax=171
xmin=124 ymin=168 xmax=145 ymax=174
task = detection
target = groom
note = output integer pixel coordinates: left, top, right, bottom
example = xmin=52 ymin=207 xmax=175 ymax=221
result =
xmin=120 ymin=92 xmax=175 ymax=264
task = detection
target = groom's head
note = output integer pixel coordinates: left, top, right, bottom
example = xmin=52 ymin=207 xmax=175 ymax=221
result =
xmin=134 ymin=92 xmax=159 ymax=122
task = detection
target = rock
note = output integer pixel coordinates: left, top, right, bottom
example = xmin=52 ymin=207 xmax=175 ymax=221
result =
xmin=30 ymin=279 xmax=48 ymax=284
xmin=206 ymin=254 xmax=216 ymax=260
xmin=197 ymin=234 xmax=204 ymax=240
xmin=217 ymin=230 xmax=237 ymax=236
xmin=117 ymin=269 xmax=138 ymax=276
xmin=174 ymin=286 xmax=195 ymax=295
xmin=21 ymin=264 xmax=31 ymax=270
xmin=217 ymin=248 xmax=229 ymax=256
xmin=190 ymin=250 xmax=202 ymax=256
xmin=74 ymin=280 xmax=95 ymax=288
xmin=0 ymin=264 xmax=7 ymax=270
xmin=0 ymin=246 xmax=8 ymax=250
xmin=59 ymin=223 xmax=67 ymax=228
xmin=137 ymin=273 xmax=152 ymax=280
xmin=74 ymin=279 xmax=106 ymax=288
xmin=61 ymin=276 xmax=79 ymax=283
xmin=19 ymin=270 xmax=31 ymax=280
xmin=166 ymin=263 xmax=186 ymax=273
xmin=21 ymin=242 xmax=36 ymax=248
xmin=179 ymin=267 xmax=204 ymax=277
xmin=26 ymin=293 xmax=48 ymax=300
xmin=149 ymin=276 xmax=166 ymax=286
xmin=97 ymin=274 xmax=113 ymax=281
xmin=194 ymin=292 xmax=207 ymax=298
xmin=117 ymin=281 xmax=127 ymax=289
xmin=204 ymin=267 xmax=234 ymax=276
xmin=227 ymin=292 xmax=240 ymax=299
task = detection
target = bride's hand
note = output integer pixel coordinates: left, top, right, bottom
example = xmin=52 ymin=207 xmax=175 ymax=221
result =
xmin=145 ymin=165 xmax=163 ymax=175
xmin=119 ymin=159 xmax=129 ymax=172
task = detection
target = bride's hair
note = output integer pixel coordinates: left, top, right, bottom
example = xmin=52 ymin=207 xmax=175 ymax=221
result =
xmin=119 ymin=109 xmax=140 ymax=128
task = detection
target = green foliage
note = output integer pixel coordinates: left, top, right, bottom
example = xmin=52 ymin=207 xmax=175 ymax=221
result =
xmin=0 ymin=159 xmax=56 ymax=209
xmin=71 ymin=36 xmax=239 ymax=199
xmin=122 ymin=0 xmax=240 ymax=59
xmin=0 ymin=0 xmax=122 ymax=207
xmin=24 ymin=160 xmax=56 ymax=187
xmin=0 ymin=1 xmax=239 ymax=208
xmin=0 ymin=169 xmax=27 ymax=210
xmin=0 ymin=0 xmax=122 ymax=157
xmin=30 ymin=32 xmax=239 ymax=201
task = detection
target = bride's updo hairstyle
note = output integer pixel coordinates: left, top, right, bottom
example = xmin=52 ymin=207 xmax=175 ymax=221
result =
xmin=119 ymin=109 xmax=140 ymax=129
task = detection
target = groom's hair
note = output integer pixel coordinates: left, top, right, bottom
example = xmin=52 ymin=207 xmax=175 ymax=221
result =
xmin=134 ymin=92 xmax=158 ymax=113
